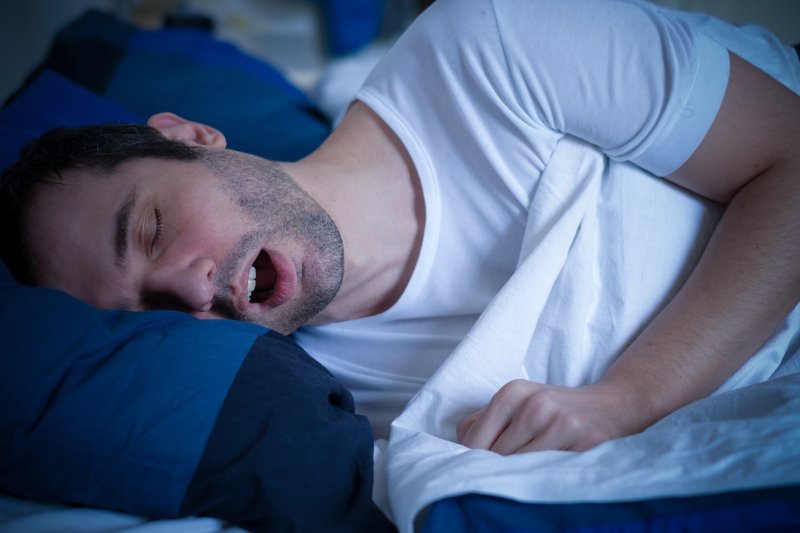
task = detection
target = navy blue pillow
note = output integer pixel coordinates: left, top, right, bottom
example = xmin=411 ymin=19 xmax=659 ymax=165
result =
xmin=0 ymin=260 xmax=262 ymax=515
xmin=0 ymin=262 xmax=391 ymax=530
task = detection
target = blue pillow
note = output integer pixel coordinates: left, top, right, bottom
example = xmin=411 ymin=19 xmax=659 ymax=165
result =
xmin=0 ymin=70 xmax=143 ymax=173
xmin=0 ymin=261 xmax=390 ymax=530
xmin=7 ymin=9 xmax=330 ymax=163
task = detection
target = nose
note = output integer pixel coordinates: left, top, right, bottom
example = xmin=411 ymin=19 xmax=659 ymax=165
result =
xmin=143 ymin=257 xmax=216 ymax=312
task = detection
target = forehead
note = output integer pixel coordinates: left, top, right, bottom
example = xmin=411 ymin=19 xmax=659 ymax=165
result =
xmin=28 ymin=157 xmax=216 ymax=222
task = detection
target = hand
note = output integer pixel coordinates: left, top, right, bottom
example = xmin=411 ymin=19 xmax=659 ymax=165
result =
xmin=457 ymin=380 xmax=638 ymax=454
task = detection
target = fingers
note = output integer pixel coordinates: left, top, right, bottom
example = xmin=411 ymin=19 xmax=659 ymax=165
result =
xmin=459 ymin=403 xmax=511 ymax=451
xmin=512 ymin=414 xmax=601 ymax=454
xmin=455 ymin=407 xmax=484 ymax=443
xmin=457 ymin=380 xmax=619 ymax=455
xmin=478 ymin=384 xmax=576 ymax=454
xmin=490 ymin=396 xmax=560 ymax=454
xmin=459 ymin=380 xmax=543 ymax=451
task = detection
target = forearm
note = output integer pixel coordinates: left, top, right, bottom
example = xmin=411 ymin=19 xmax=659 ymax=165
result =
xmin=599 ymin=160 xmax=800 ymax=431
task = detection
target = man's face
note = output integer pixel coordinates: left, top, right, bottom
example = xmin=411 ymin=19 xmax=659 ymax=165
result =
xmin=24 ymin=151 xmax=344 ymax=334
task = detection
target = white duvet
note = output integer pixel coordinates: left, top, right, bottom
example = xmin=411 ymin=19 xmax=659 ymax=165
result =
xmin=382 ymin=136 xmax=800 ymax=532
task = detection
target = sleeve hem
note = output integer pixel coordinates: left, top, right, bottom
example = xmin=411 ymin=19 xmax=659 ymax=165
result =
xmin=634 ymin=32 xmax=730 ymax=177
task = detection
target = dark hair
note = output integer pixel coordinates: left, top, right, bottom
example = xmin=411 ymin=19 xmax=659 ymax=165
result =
xmin=0 ymin=123 xmax=203 ymax=285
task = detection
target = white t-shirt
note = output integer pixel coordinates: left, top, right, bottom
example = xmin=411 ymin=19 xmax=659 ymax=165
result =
xmin=294 ymin=0 xmax=800 ymax=438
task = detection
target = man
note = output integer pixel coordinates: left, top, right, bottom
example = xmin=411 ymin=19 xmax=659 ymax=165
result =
xmin=2 ymin=0 xmax=799 ymax=453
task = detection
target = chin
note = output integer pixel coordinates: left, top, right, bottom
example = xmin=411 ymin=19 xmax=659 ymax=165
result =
xmin=250 ymin=310 xmax=310 ymax=337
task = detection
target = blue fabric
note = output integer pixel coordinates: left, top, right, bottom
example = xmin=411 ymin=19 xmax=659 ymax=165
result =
xmin=127 ymin=28 xmax=308 ymax=101
xmin=1 ymin=258 xmax=390 ymax=528
xmin=422 ymin=489 xmax=800 ymax=533
xmin=0 ymin=260 xmax=266 ymax=517
xmin=182 ymin=331 xmax=394 ymax=531
xmin=0 ymin=70 xmax=142 ymax=173
xmin=108 ymin=47 xmax=324 ymax=161
xmin=108 ymin=24 xmax=328 ymax=161
xmin=321 ymin=0 xmax=385 ymax=56
xmin=17 ymin=9 xmax=331 ymax=163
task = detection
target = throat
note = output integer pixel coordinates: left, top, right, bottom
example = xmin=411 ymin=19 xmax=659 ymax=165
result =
xmin=316 ymin=202 xmax=424 ymax=323
xmin=289 ymin=101 xmax=426 ymax=322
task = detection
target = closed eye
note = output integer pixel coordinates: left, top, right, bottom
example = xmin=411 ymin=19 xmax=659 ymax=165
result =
xmin=151 ymin=207 xmax=163 ymax=252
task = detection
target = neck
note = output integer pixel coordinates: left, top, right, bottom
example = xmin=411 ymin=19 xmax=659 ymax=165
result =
xmin=282 ymin=102 xmax=424 ymax=323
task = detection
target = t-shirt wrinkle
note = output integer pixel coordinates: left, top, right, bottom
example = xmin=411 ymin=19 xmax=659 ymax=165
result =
xmin=488 ymin=0 xmax=539 ymax=134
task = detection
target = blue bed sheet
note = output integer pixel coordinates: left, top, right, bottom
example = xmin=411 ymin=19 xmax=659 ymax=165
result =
xmin=423 ymin=486 xmax=800 ymax=533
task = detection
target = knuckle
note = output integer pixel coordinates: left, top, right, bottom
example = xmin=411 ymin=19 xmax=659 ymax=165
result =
xmin=494 ymin=379 xmax=530 ymax=403
xmin=520 ymin=396 xmax=546 ymax=418
xmin=523 ymin=389 xmax=557 ymax=413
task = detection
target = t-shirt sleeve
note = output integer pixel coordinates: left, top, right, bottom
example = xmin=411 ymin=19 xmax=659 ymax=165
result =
xmin=490 ymin=0 xmax=730 ymax=177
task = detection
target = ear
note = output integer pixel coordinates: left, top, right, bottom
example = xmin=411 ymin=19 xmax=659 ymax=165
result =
xmin=147 ymin=112 xmax=227 ymax=148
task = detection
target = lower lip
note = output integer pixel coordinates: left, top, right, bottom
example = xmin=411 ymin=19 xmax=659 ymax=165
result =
xmin=263 ymin=252 xmax=297 ymax=307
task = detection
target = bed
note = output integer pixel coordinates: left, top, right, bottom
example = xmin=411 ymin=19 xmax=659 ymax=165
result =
xmin=1 ymin=8 xmax=799 ymax=533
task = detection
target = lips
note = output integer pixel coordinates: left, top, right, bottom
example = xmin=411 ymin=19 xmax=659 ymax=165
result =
xmin=242 ymin=248 xmax=297 ymax=310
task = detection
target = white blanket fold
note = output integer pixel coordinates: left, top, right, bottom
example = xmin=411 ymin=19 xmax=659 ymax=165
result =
xmin=385 ymin=136 xmax=800 ymax=532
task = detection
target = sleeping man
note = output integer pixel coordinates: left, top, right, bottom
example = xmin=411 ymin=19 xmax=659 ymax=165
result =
xmin=2 ymin=0 xmax=799 ymax=453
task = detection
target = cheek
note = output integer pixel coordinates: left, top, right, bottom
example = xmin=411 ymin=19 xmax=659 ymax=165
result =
xmin=171 ymin=212 xmax=254 ymax=255
xmin=179 ymin=186 xmax=253 ymax=227
xmin=165 ymin=187 xmax=260 ymax=256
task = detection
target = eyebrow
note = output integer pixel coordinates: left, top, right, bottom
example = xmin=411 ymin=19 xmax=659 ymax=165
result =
xmin=114 ymin=187 xmax=139 ymax=269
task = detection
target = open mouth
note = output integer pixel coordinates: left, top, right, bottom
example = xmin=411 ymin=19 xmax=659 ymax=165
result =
xmin=247 ymin=250 xmax=277 ymax=304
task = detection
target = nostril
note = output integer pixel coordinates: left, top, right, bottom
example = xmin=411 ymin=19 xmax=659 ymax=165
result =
xmin=195 ymin=257 xmax=216 ymax=281
xmin=191 ymin=257 xmax=216 ymax=288
xmin=205 ymin=263 xmax=217 ymax=287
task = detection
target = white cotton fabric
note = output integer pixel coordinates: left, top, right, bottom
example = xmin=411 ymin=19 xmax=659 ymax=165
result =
xmin=384 ymin=135 xmax=800 ymax=530
xmin=293 ymin=0 xmax=800 ymax=441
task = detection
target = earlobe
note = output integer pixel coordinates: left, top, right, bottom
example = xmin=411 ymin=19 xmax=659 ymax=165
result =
xmin=147 ymin=112 xmax=227 ymax=149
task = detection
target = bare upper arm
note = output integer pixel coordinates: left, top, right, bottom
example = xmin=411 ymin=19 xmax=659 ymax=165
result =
xmin=665 ymin=51 xmax=800 ymax=203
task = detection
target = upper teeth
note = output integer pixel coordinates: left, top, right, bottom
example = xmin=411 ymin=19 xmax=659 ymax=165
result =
xmin=247 ymin=266 xmax=256 ymax=301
